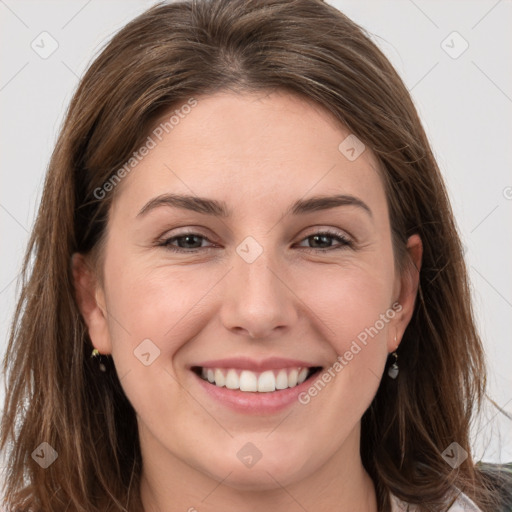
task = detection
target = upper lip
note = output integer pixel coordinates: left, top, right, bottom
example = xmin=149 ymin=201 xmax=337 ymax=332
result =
xmin=190 ymin=357 xmax=321 ymax=372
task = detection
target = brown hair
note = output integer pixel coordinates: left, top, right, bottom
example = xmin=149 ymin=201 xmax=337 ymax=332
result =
xmin=0 ymin=0 xmax=505 ymax=510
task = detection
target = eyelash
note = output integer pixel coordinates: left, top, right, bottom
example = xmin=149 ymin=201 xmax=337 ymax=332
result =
xmin=157 ymin=229 xmax=353 ymax=254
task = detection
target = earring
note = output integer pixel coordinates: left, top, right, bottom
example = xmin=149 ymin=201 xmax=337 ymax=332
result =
xmin=387 ymin=351 xmax=399 ymax=379
xmin=91 ymin=348 xmax=107 ymax=372
xmin=387 ymin=334 xmax=399 ymax=379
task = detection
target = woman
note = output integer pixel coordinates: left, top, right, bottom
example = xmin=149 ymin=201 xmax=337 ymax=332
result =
xmin=1 ymin=0 xmax=510 ymax=511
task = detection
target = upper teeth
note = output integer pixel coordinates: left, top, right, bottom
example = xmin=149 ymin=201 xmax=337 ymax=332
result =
xmin=200 ymin=367 xmax=310 ymax=392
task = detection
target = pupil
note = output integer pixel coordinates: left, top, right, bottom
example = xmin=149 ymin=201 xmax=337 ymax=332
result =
xmin=311 ymin=235 xmax=330 ymax=248
xmin=181 ymin=235 xmax=201 ymax=248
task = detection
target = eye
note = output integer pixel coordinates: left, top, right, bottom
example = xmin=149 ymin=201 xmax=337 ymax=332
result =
xmin=158 ymin=232 xmax=215 ymax=253
xmin=157 ymin=229 xmax=353 ymax=254
xmin=295 ymin=229 xmax=353 ymax=251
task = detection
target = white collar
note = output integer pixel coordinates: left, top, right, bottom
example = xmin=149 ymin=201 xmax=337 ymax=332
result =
xmin=390 ymin=490 xmax=483 ymax=511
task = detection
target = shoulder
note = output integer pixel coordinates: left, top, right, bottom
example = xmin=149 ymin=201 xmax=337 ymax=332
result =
xmin=389 ymin=461 xmax=512 ymax=511
xmin=477 ymin=461 xmax=512 ymax=510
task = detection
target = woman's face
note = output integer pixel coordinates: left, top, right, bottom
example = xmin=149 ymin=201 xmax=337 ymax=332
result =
xmin=75 ymin=90 xmax=421 ymax=493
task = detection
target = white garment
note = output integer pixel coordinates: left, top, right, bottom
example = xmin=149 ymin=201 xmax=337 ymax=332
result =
xmin=390 ymin=490 xmax=483 ymax=511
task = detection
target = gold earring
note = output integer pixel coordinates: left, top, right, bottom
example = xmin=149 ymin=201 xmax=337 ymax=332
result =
xmin=91 ymin=348 xmax=107 ymax=372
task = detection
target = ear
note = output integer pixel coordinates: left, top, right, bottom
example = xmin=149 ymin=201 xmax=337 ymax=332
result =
xmin=71 ymin=253 xmax=112 ymax=354
xmin=388 ymin=234 xmax=423 ymax=352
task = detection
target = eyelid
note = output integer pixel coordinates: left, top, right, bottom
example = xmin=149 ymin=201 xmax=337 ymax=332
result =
xmin=158 ymin=225 xmax=353 ymax=241
xmin=300 ymin=226 xmax=352 ymax=241
xmin=157 ymin=226 xmax=216 ymax=242
xmin=156 ymin=229 xmax=216 ymax=246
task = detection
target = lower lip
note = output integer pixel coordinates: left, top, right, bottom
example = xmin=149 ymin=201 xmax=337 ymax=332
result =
xmin=192 ymin=370 xmax=319 ymax=414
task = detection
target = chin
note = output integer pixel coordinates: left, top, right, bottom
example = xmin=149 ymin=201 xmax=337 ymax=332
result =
xmin=200 ymin=450 xmax=312 ymax=491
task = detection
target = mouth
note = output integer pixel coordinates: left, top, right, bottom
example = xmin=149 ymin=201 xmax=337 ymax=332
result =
xmin=191 ymin=365 xmax=323 ymax=393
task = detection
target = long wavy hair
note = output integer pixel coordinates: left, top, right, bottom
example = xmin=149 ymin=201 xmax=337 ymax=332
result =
xmin=0 ymin=0 xmax=505 ymax=510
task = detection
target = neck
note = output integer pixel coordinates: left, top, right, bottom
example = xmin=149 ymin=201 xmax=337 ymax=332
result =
xmin=139 ymin=423 xmax=378 ymax=512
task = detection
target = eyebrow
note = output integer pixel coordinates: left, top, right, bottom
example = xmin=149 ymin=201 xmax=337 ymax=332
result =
xmin=137 ymin=193 xmax=373 ymax=219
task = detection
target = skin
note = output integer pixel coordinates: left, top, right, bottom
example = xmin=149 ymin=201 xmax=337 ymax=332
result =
xmin=73 ymin=90 xmax=422 ymax=512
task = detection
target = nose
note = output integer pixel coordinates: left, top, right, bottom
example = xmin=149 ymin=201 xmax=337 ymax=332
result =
xmin=219 ymin=244 xmax=299 ymax=340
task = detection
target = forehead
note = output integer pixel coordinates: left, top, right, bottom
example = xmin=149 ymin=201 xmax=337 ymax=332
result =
xmin=111 ymin=90 xmax=387 ymax=220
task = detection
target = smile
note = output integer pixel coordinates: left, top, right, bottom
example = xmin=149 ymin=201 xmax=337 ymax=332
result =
xmin=193 ymin=366 xmax=323 ymax=393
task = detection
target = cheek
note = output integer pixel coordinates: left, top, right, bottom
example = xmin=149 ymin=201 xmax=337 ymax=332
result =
xmin=292 ymin=258 xmax=395 ymax=411
xmin=295 ymin=259 xmax=395 ymax=347
xmin=103 ymin=262 xmax=208 ymax=356
xmin=98 ymin=237 xmax=214 ymax=410
xmin=99 ymin=260 xmax=210 ymax=433
xmin=294 ymin=269 xmax=392 ymax=435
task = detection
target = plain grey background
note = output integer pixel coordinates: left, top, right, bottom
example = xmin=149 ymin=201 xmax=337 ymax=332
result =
xmin=1 ymin=0 xmax=511 ymax=481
